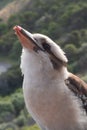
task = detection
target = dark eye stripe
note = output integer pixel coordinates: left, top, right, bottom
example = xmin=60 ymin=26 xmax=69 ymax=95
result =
xmin=42 ymin=43 xmax=51 ymax=52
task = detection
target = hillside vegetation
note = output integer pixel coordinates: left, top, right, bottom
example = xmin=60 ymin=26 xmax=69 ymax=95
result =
xmin=0 ymin=0 xmax=30 ymax=22
xmin=0 ymin=0 xmax=87 ymax=130
xmin=0 ymin=0 xmax=14 ymax=9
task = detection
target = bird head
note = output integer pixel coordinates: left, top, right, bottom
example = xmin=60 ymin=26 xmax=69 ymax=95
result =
xmin=13 ymin=26 xmax=68 ymax=72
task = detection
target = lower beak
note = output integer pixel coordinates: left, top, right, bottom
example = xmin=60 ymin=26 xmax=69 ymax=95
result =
xmin=13 ymin=25 xmax=41 ymax=51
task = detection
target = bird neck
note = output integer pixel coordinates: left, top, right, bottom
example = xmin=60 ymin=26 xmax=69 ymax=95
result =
xmin=20 ymin=48 xmax=68 ymax=81
xmin=21 ymin=49 xmax=87 ymax=130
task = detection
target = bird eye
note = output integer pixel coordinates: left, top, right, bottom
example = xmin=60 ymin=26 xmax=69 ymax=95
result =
xmin=42 ymin=42 xmax=51 ymax=52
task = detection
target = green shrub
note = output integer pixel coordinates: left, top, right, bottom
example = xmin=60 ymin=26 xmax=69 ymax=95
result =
xmin=10 ymin=40 xmax=22 ymax=60
xmin=11 ymin=93 xmax=24 ymax=116
xmin=0 ymin=65 xmax=22 ymax=96
xmin=22 ymin=124 xmax=40 ymax=130
xmin=0 ymin=101 xmax=15 ymax=123
xmin=78 ymin=43 xmax=87 ymax=56
xmin=0 ymin=111 xmax=15 ymax=123
xmin=68 ymin=62 xmax=77 ymax=73
xmin=64 ymin=44 xmax=77 ymax=62
xmin=14 ymin=115 xmax=26 ymax=127
xmin=0 ymin=23 xmax=8 ymax=35
xmin=0 ymin=101 xmax=14 ymax=113
xmin=77 ymin=54 xmax=87 ymax=72
xmin=0 ymin=123 xmax=18 ymax=130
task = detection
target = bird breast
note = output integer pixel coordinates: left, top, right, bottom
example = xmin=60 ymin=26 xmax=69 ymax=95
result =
xmin=21 ymin=48 xmax=87 ymax=130
xmin=23 ymin=78 xmax=87 ymax=130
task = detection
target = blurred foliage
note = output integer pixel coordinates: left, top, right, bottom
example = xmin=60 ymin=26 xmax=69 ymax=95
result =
xmin=82 ymin=74 xmax=87 ymax=82
xmin=0 ymin=0 xmax=14 ymax=9
xmin=64 ymin=44 xmax=77 ymax=62
xmin=0 ymin=101 xmax=15 ymax=123
xmin=10 ymin=40 xmax=22 ymax=60
xmin=0 ymin=91 xmax=35 ymax=130
xmin=11 ymin=93 xmax=25 ymax=116
xmin=0 ymin=65 xmax=22 ymax=96
xmin=0 ymin=23 xmax=8 ymax=35
xmin=0 ymin=0 xmax=86 ymax=74
xmin=21 ymin=124 xmax=40 ymax=130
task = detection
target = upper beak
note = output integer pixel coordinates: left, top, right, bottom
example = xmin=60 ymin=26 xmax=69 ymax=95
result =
xmin=13 ymin=25 xmax=44 ymax=51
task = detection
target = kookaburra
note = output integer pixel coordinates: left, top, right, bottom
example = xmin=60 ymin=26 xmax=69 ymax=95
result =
xmin=14 ymin=26 xmax=87 ymax=130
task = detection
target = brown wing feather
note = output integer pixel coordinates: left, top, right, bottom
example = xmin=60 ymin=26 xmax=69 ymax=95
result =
xmin=65 ymin=73 xmax=87 ymax=113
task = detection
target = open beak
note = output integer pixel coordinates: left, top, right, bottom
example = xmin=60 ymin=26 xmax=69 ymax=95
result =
xmin=13 ymin=25 xmax=44 ymax=51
